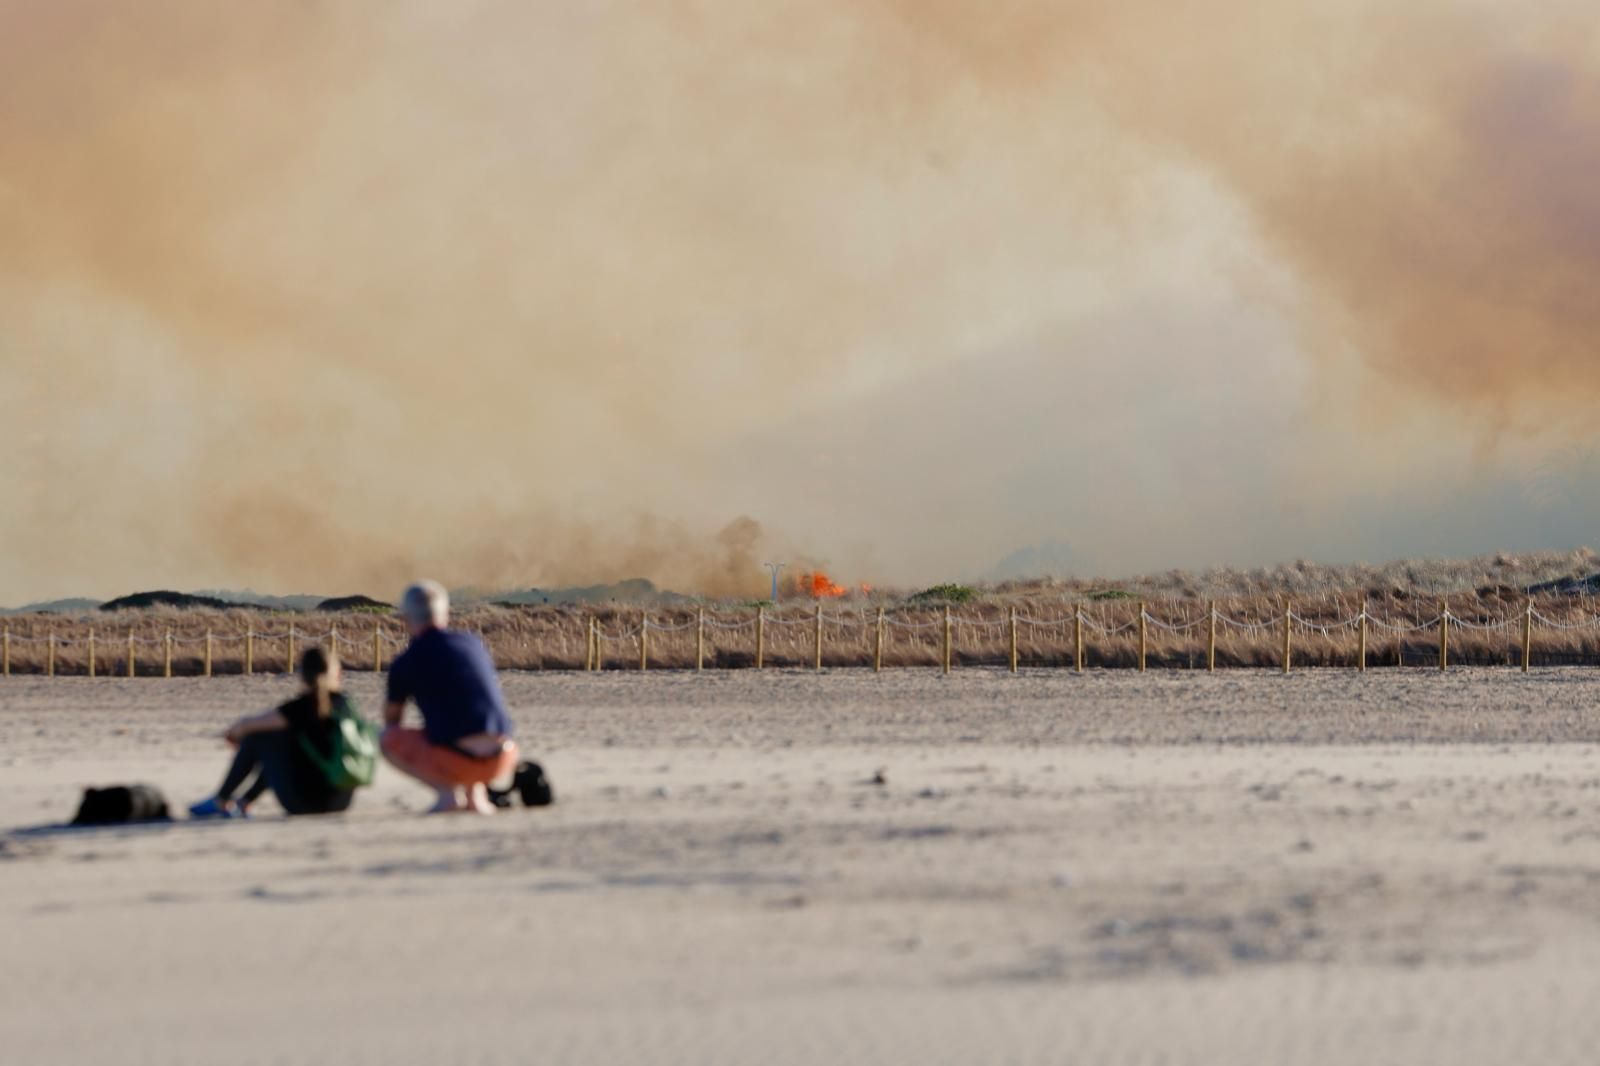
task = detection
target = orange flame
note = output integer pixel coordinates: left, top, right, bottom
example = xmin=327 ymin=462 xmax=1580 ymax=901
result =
xmin=800 ymin=570 xmax=848 ymax=599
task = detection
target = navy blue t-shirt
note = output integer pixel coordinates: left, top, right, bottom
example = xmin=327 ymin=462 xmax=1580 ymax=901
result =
xmin=386 ymin=628 xmax=514 ymax=745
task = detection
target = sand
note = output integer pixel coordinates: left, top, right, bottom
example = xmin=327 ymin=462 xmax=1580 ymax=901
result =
xmin=4 ymin=668 xmax=1600 ymax=1065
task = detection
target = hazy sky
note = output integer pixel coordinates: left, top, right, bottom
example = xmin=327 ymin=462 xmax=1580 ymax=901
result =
xmin=2 ymin=2 xmax=1597 ymax=603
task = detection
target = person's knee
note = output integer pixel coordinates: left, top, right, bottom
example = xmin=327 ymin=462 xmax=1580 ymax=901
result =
xmin=379 ymin=728 xmax=414 ymax=767
xmin=235 ymin=731 xmax=274 ymax=756
xmin=380 ymin=729 xmax=436 ymax=784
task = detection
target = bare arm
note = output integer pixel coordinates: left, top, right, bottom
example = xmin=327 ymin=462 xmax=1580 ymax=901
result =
xmin=225 ymin=708 xmax=289 ymax=745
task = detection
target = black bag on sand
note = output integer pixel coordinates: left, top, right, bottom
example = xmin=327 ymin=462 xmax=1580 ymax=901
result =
xmin=515 ymin=761 xmax=554 ymax=807
xmin=486 ymin=761 xmax=554 ymax=809
xmin=71 ymin=785 xmax=172 ymax=826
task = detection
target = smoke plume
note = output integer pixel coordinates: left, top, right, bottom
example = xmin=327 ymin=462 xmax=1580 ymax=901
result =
xmin=2 ymin=2 xmax=1597 ymax=603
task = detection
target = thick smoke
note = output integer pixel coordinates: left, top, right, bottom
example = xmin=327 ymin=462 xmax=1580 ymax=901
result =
xmin=2 ymin=2 xmax=1596 ymax=602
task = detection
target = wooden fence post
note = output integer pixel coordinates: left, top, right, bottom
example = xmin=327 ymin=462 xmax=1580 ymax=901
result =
xmin=1358 ymin=600 xmax=1368 ymax=673
xmin=204 ymin=629 xmax=213 ymax=678
xmin=286 ymin=626 xmax=296 ymax=674
xmin=47 ymin=631 xmax=56 ymax=678
xmin=1009 ymin=607 xmax=1018 ymax=673
xmin=88 ymin=628 xmax=96 ymax=678
xmin=756 ymin=605 xmax=765 ymax=670
xmin=874 ymin=607 xmax=885 ymax=673
xmin=640 ymin=613 xmax=649 ymax=671
xmin=696 ymin=608 xmax=706 ymax=672
xmin=164 ymin=629 xmax=173 ymax=678
xmin=245 ymin=630 xmax=254 ymax=676
xmin=1282 ymin=603 xmax=1292 ymax=674
xmin=814 ymin=604 xmax=824 ymax=670
xmin=1522 ymin=601 xmax=1533 ymax=673
xmin=942 ymin=606 xmax=952 ymax=675
xmin=1138 ymin=603 xmax=1147 ymax=672
xmin=2 ymin=624 xmax=8 ymax=676
xmin=1439 ymin=600 xmax=1448 ymax=672
xmin=373 ymin=628 xmax=382 ymax=673
xmin=1074 ymin=607 xmax=1085 ymax=674
xmin=127 ymin=629 xmax=135 ymax=678
xmin=1207 ymin=601 xmax=1217 ymax=673
xmin=594 ymin=620 xmax=604 ymax=672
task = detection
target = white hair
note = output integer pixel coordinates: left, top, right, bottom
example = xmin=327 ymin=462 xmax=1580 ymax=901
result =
xmin=400 ymin=580 xmax=449 ymax=628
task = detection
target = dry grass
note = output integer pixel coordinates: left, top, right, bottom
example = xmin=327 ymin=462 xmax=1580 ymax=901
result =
xmin=3 ymin=549 xmax=1598 ymax=675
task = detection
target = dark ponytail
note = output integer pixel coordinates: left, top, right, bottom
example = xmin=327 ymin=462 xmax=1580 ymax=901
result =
xmin=299 ymin=646 xmax=339 ymax=718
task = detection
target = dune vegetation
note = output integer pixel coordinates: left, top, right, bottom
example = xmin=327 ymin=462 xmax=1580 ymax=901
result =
xmin=3 ymin=550 xmax=1598 ymax=675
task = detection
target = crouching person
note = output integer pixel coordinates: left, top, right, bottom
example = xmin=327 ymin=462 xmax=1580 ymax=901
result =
xmin=382 ymin=580 xmax=517 ymax=814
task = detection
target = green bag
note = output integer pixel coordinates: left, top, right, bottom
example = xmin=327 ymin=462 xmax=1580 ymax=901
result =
xmin=297 ymin=696 xmax=380 ymax=790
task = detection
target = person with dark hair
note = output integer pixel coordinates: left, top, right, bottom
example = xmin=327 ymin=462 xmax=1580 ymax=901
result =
xmin=189 ymin=647 xmax=361 ymax=818
xmin=381 ymin=580 xmax=518 ymax=814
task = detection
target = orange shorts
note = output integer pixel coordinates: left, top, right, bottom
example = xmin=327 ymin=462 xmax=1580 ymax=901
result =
xmin=381 ymin=728 xmax=518 ymax=787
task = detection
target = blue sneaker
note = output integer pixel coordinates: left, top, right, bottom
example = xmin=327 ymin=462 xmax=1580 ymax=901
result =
xmin=188 ymin=797 xmax=238 ymax=820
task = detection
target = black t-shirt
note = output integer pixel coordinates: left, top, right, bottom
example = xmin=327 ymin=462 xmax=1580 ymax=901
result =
xmin=278 ymin=692 xmax=353 ymax=797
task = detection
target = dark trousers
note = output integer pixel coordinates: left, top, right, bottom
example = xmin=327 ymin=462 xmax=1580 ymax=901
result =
xmin=217 ymin=731 xmax=353 ymax=816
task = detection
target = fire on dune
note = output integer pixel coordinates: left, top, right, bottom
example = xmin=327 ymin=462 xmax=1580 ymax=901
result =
xmin=799 ymin=570 xmax=849 ymax=599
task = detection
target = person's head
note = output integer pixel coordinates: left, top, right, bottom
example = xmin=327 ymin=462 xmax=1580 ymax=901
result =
xmin=400 ymin=579 xmax=450 ymax=636
xmin=300 ymin=646 xmax=342 ymax=717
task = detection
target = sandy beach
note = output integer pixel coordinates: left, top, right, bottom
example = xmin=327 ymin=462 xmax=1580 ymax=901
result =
xmin=4 ymin=668 xmax=1600 ymax=1065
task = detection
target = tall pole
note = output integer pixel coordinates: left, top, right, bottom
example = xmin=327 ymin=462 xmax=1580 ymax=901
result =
xmin=245 ymin=630 xmax=254 ymax=676
xmin=164 ymin=628 xmax=173 ymax=678
xmin=47 ymin=631 xmax=55 ymax=678
xmin=1 ymin=624 xmax=8 ymax=677
xmin=640 ymin=612 xmax=649 ymax=671
xmin=88 ymin=628 xmax=96 ymax=678
xmin=696 ymin=607 xmax=705 ymax=672
xmin=764 ymin=562 xmax=786 ymax=605
xmin=204 ymin=629 xmax=213 ymax=678
xmin=373 ymin=627 xmax=382 ymax=674
xmin=126 ymin=629 xmax=135 ymax=678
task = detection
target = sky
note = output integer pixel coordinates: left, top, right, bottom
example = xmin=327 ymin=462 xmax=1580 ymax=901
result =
xmin=2 ymin=1 xmax=1598 ymax=603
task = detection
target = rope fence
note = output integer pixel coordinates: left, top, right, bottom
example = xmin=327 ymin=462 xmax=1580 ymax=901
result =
xmin=3 ymin=597 xmax=1599 ymax=678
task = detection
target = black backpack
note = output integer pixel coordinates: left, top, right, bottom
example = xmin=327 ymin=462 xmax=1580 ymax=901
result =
xmin=487 ymin=761 xmax=554 ymax=809
xmin=72 ymin=784 xmax=172 ymax=826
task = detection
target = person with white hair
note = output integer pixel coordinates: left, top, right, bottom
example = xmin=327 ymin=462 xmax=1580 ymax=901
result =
xmin=380 ymin=580 xmax=517 ymax=814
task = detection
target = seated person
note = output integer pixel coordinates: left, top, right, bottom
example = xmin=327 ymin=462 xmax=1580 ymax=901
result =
xmin=381 ymin=580 xmax=517 ymax=814
xmin=190 ymin=647 xmax=357 ymax=818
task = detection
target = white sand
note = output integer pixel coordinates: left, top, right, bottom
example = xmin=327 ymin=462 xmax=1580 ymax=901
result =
xmin=4 ymin=668 xmax=1600 ymax=1065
